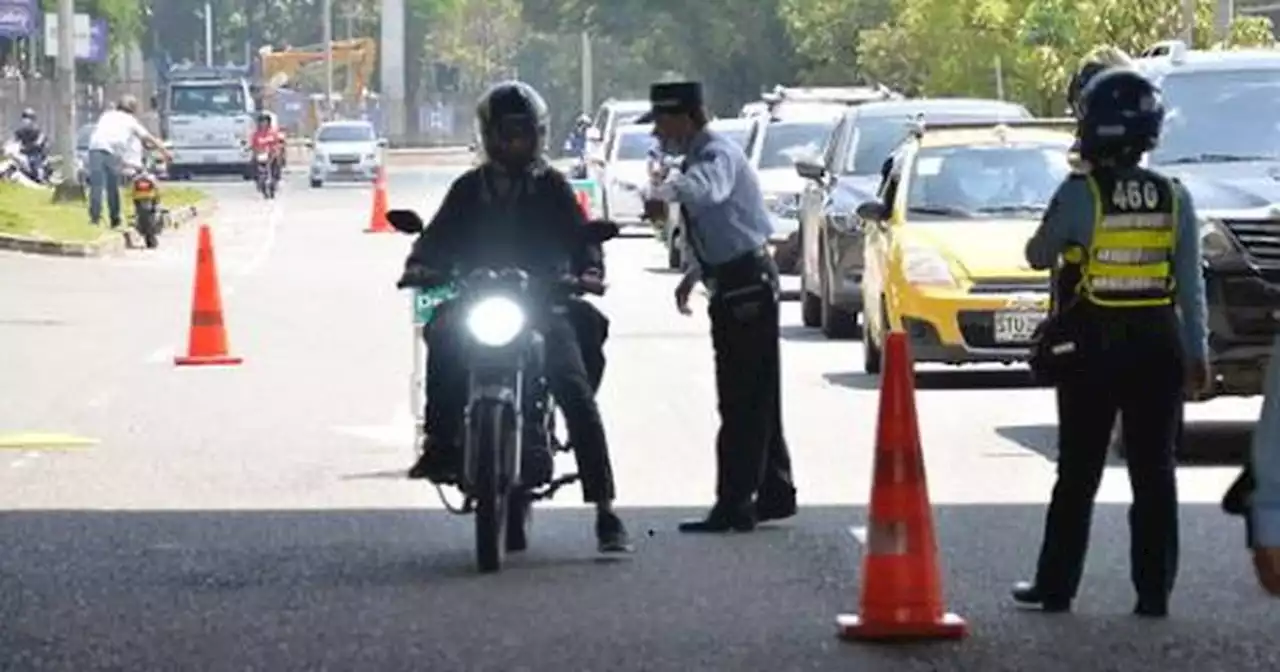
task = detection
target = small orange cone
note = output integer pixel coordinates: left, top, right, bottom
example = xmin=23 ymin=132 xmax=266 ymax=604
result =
xmin=174 ymin=225 xmax=242 ymax=367
xmin=836 ymin=331 xmax=966 ymax=641
xmin=365 ymin=167 xmax=393 ymax=233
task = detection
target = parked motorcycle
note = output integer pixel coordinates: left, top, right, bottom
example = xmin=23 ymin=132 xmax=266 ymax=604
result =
xmin=389 ymin=208 xmax=620 ymax=573
xmin=1 ymin=140 xmax=58 ymax=184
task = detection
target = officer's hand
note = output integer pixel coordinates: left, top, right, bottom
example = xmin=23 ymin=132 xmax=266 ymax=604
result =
xmin=578 ymin=268 xmax=606 ymax=294
xmin=1253 ymin=547 xmax=1280 ymax=596
xmin=1184 ymin=359 xmax=1211 ymax=399
xmin=674 ymin=273 xmax=696 ymax=316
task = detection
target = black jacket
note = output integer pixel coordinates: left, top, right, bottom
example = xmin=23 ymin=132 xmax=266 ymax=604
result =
xmin=13 ymin=125 xmax=44 ymax=153
xmin=401 ymin=165 xmax=602 ymax=282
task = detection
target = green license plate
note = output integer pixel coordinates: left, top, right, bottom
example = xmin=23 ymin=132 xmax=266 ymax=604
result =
xmin=413 ymin=285 xmax=458 ymax=325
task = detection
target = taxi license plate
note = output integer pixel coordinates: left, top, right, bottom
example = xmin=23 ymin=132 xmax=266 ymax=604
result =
xmin=201 ymin=155 xmax=217 ymax=163
xmin=336 ymin=164 xmax=355 ymax=173
xmin=993 ymin=311 xmax=1046 ymax=343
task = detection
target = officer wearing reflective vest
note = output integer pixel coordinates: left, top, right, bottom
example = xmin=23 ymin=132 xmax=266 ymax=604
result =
xmin=1012 ymin=68 xmax=1209 ymax=618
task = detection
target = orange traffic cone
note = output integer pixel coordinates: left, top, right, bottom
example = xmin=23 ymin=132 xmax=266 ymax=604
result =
xmin=365 ymin=167 xmax=393 ymax=233
xmin=174 ymin=225 xmax=242 ymax=367
xmin=836 ymin=331 xmax=966 ymax=641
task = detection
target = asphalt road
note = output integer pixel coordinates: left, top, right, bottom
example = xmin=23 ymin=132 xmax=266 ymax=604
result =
xmin=1 ymin=167 xmax=1276 ymax=671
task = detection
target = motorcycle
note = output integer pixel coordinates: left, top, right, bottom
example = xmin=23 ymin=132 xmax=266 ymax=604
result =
xmin=1 ymin=139 xmax=55 ymax=184
xmin=254 ymin=150 xmax=278 ymax=199
xmin=122 ymin=160 xmax=165 ymax=249
xmin=388 ymin=209 xmax=620 ymax=573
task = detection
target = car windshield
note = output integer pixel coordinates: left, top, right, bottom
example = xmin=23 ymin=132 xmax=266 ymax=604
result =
xmin=614 ymin=110 xmax=646 ymax=128
xmin=318 ymin=125 xmax=376 ymax=143
xmin=169 ymin=84 xmax=246 ymax=116
xmin=614 ymin=131 xmax=657 ymax=161
xmin=1150 ymin=69 xmax=1280 ymax=165
xmin=757 ymin=121 xmax=833 ymax=169
xmin=844 ymin=109 xmax=1028 ymax=175
xmin=906 ymin=143 xmax=1071 ymax=218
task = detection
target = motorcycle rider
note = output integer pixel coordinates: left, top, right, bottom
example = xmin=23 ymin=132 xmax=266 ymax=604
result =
xmin=397 ymin=81 xmax=633 ymax=554
xmin=12 ymin=108 xmax=48 ymax=181
xmin=563 ymin=113 xmax=592 ymax=178
xmin=248 ymin=112 xmax=283 ymax=184
xmin=1066 ymin=46 xmax=1134 ymax=171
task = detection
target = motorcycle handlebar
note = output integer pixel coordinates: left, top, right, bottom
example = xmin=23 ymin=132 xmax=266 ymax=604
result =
xmin=397 ymin=268 xmax=605 ymax=297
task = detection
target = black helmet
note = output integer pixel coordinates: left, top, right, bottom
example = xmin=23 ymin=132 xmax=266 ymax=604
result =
xmin=257 ymin=111 xmax=271 ymax=124
xmin=20 ymin=108 xmax=35 ymax=121
xmin=1077 ymin=68 xmax=1164 ymax=163
xmin=1067 ymin=46 xmax=1133 ymax=117
xmin=476 ymin=81 xmax=548 ymax=171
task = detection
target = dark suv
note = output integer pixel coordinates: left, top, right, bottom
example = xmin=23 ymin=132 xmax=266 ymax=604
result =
xmin=1134 ymin=45 xmax=1280 ymax=398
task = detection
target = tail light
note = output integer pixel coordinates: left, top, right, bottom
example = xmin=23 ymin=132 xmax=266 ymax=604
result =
xmin=134 ymin=179 xmax=154 ymax=192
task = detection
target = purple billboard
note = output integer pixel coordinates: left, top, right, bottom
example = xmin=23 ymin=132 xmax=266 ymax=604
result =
xmin=0 ymin=0 xmax=35 ymax=38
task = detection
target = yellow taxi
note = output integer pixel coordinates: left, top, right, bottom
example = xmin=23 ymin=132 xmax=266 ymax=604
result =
xmin=856 ymin=120 xmax=1076 ymax=374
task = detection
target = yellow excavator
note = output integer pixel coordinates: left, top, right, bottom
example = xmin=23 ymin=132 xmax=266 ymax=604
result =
xmin=259 ymin=38 xmax=377 ymax=135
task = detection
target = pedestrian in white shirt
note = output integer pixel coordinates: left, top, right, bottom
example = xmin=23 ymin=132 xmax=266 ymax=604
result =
xmin=86 ymin=95 xmax=169 ymax=227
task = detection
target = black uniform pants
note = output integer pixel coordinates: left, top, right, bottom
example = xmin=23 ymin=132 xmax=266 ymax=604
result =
xmin=424 ymin=300 xmax=616 ymax=503
xmin=705 ymin=249 xmax=795 ymax=508
xmin=1033 ymin=309 xmax=1182 ymax=602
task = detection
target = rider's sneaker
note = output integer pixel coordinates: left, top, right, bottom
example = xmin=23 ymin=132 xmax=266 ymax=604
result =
xmin=595 ymin=511 xmax=634 ymax=554
xmin=408 ymin=436 xmax=459 ymax=483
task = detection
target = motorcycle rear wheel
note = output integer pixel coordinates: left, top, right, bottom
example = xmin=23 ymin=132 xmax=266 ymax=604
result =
xmin=135 ymin=207 xmax=158 ymax=249
xmin=470 ymin=400 xmax=514 ymax=573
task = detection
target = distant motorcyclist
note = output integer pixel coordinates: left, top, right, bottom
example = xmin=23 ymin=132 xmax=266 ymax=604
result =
xmin=397 ymin=81 xmax=632 ymax=554
xmin=12 ymin=108 xmax=48 ymax=180
xmin=563 ymin=113 xmax=592 ymax=178
xmin=248 ymin=112 xmax=284 ymax=182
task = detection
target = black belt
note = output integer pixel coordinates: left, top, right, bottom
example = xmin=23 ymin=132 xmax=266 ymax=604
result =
xmin=703 ymin=246 xmax=776 ymax=294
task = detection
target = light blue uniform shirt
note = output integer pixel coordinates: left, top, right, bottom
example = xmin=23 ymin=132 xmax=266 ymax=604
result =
xmin=1251 ymin=338 xmax=1280 ymax=547
xmin=649 ymin=129 xmax=773 ymax=268
xmin=1025 ymin=175 xmax=1209 ymax=363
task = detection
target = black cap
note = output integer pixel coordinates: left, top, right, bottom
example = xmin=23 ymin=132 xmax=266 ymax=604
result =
xmin=637 ymin=81 xmax=704 ymax=123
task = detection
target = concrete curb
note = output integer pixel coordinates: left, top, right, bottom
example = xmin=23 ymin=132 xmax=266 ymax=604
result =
xmin=0 ymin=198 xmax=216 ymax=258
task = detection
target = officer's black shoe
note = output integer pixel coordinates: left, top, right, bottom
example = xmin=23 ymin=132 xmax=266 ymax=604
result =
xmin=1011 ymin=581 xmax=1071 ymax=613
xmin=596 ymin=511 xmax=634 ymax=553
xmin=678 ymin=502 xmax=756 ymax=533
xmin=407 ymin=437 xmax=459 ymax=483
xmin=756 ymin=491 xmax=798 ymax=524
xmin=1133 ymin=597 xmax=1169 ymax=618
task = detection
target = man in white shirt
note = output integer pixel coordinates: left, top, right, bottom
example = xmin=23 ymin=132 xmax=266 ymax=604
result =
xmin=86 ymin=95 xmax=169 ymax=227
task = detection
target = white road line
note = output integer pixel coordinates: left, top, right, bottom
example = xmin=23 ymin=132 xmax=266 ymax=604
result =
xmin=10 ymin=451 xmax=41 ymax=469
xmin=236 ymin=197 xmax=284 ymax=277
xmin=848 ymin=525 xmax=867 ymax=546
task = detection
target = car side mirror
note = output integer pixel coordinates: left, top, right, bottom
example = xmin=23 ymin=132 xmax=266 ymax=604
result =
xmin=586 ymin=128 xmax=603 ymax=142
xmin=795 ymin=160 xmax=825 ymax=181
xmin=386 ymin=209 xmax=425 ymax=235
xmin=376 ymin=137 xmax=389 ymax=147
xmin=856 ymin=200 xmax=888 ymax=222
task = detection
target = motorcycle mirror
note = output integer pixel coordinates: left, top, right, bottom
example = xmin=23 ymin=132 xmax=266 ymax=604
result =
xmin=385 ymin=209 xmax=425 ymax=235
xmin=585 ymin=219 xmax=620 ymax=243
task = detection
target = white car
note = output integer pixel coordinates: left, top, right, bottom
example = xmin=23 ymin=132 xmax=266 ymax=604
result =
xmin=747 ymin=108 xmax=843 ymax=273
xmin=600 ymin=123 xmax=657 ymax=225
xmin=307 ymin=120 xmax=386 ymax=187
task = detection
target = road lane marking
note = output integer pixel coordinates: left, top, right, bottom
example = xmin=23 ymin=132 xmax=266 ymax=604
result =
xmin=0 ymin=433 xmax=98 ymax=450
xmin=10 ymin=451 xmax=41 ymax=468
xmin=236 ymin=196 xmax=284 ymax=277
xmin=848 ymin=525 xmax=867 ymax=546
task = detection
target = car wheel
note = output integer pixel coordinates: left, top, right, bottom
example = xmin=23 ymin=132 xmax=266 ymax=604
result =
xmin=310 ymin=179 xmax=322 ymax=188
xmin=819 ymin=259 xmax=859 ymax=339
xmin=863 ymin=299 xmax=889 ymax=375
xmin=801 ymin=292 xmax=821 ymax=328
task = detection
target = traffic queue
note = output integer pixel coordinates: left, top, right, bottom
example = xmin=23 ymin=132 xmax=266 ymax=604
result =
xmin=560 ymin=40 xmax=1280 ymax=601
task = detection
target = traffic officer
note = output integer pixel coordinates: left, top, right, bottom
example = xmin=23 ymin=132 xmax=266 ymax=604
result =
xmin=639 ymin=81 xmax=797 ymax=533
xmin=1012 ymin=67 xmax=1209 ymax=618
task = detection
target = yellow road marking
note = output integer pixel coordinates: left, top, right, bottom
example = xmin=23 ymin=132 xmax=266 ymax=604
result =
xmin=0 ymin=433 xmax=98 ymax=450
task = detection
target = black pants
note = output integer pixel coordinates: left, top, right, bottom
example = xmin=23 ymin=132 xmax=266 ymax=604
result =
xmin=1032 ymin=309 xmax=1182 ymax=602
xmin=705 ymin=250 xmax=794 ymax=508
xmin=424 ymin=300 xmax=616 ymax=503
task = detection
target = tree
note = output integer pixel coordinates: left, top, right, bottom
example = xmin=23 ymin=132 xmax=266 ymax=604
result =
xmin=777 ymin=0 xmax=894 ymax=84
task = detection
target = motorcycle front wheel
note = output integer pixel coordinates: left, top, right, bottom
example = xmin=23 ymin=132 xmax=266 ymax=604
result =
xmin=468 ymin=399 xmax=515 ymax=573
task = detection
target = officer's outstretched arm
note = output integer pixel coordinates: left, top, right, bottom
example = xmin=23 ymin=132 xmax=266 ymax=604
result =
xmin=665 ymin=145 xmax=736 ymax=207
xmin=1025 ymin=178 xmax=1090 ymax=270
xmin=1172 ymin=183 xmax=1209 ymax=364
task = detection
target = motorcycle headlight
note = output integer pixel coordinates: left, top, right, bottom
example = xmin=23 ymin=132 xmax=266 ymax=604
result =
xmin=465 ymin=296 xmax=526 ymax=347
xmin=1200 ymin=218 xmax=1236 ymax=261
xmin=902 ymin=245 xmax=958 ymax=287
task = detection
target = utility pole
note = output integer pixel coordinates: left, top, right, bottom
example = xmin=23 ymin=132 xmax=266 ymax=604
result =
xmin=1215 ymin=0 xmax=1234 ymax=42
xmin=323 ymin=0 xmax=334 ymax=118
xmin=580 ymin=30 xmax=592 ymax=115
xmin=1181 ymin=0 xmax=1196 ymax=44
xmin=53 ymin=0 xmax=80 ymax=198
xmin=379 ymin=0 xmax=406 ymax=142
xmin=204 ymin=1 xmax=214 ymax=66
